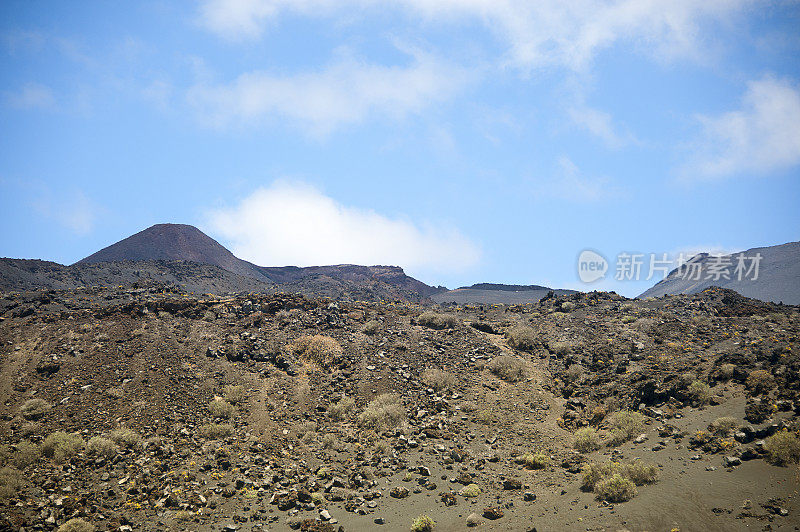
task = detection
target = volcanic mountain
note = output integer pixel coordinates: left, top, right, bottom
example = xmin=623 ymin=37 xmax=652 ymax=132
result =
xmin=76 ymin=223 xmax=268 ymax=281
xmin=639 ymin=241 xmax=800 ymax=305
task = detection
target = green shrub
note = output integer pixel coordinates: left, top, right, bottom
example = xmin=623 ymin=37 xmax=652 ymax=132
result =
xmin=520 ymin=452 xmax=549 ymax=470
xmin=421 ymin=368 xmax=455 ymax=392
xmin=746 ymin=369 xmax=774 ymax=394
xmin=764 ymin=431 xmax=800 ymax=466
xmin=708 ymin=417 xmax=739 ymax=436
xmin=109 ymin=428 xmax=141 ymax=448
xmin=208 ymin=398 xmax=235 ymax=419
xmin=56 ymin=518 xmax=95 ymax=532
xmin=418 ymin=312 xmax=458 ymax=330
xmin=506 ymin=326 xmax=537 ymax=351
xmin=362 ymin=320 xmax=381 ymax=335
xmin=328 ymin=395 xmax=356 ymax=421
xmin=410 ymin=514 xmax=435 ymax=532
xmin=0 ymin=466 xmax=23 ymax=499
xmin=199 ymin=423 xmax=234 ymax=439
xmin=20 ymin=398 xmax=50 ymax=420
xmin=623 ymin=462 xmax=658 ymax=485
xmin=560 ymin=301 xmax=576 ymax=311
xmin=223 ymin=385 xmax=246 ymax=404
xmin=0 ymin=441 xmax=39 ymax=469
xmin=487 ymin=355 xmax=525 ymax=382
xmin=289 ymin=335 xmax=344 ymax=367
xmin=573 ymin=427 xmax=601 ymax=453
xmin=41 ymin=432 xmax=84 ymax=463
xmin=607 ymin=410 xmax=645 ymax=446
xmin=358 ymin=394 xmax=405 ymax=431
xmin=595 ymin=473 xmax=636 ymax=502
xmin=87 ymin=436 xmax=118 ymax=458
xmin=582 ymin=460 xmax=657 ymax=498
xmin=687 ymin=380 xmax=712 ymax=406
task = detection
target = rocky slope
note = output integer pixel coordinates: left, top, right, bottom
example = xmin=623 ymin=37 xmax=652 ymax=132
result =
xmin=0 ymin=284 xmax=798 ymax=531
xmin=640 ymin=241 xmax=800 ymax=305
xmin=432 ymin=283 xmax=576 ymax=305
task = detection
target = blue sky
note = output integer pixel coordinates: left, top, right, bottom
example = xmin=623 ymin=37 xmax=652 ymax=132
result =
xmin=1 ymin=0 xmax=799 ymax=296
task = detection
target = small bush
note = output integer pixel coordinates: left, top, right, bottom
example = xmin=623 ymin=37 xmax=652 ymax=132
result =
xmin=621 ymin=315 xmax=637 ymax=324
xmin=20 ymin=398 xmax=50 ymax=420
xmin=473 ymin=409 xmax=495 ymax=425
xmin=520 ymin=452 xmax=549 ymax=470
xmin=506 ymin=326 xmax=537 ymax=351
xmin=487 ymin=355 xmax=525 ymax=382
xmin=421 ymin=368 xmax=455 ymax=392
xmin=0 ymin=441 xmax=39 ymax=469
xmin=41 ymin=432 xmax=84 ymax=463
xmin=565 ymin=364 xmax=584 ymax=383
xmin=746 ymin=369 xmax=774 ymax=394
xmin=208 ymin=398 xmax=235 ymax=419
xmin=687 ymin=380 xmax=712 ymax=406
xmin=561 ymin=301 xmax=576 ymax=311
xmin=418 ymin=312 xmax=458 ymax=330
xmin=764 ymin=431 xmax=800 ymax=466
xmin=87 ymin=436 xmax=118 ymax=458
xmin=460 ymin=483 xmax=481 ymax=497
xmin=607 ymin=410 xmax=645 ymax=446
xmin=358 ymin=394 xmax=405 ymax=431
xmin=0 ymin=466 xmax=23 ymax=499
xmin=549 ymin=341 xmax=572 ymax=356
xmin=362 ymin=320 xmax=381 ymax=335
xmin=460 ymin=401 xmax=478 ymax=413
xmin=109 ymin=428 xmax=141 ymax=448
xmin=223 ymin=385 xmax=246 ymax=404
xmin=328 ymin=395 xmax=356 ymax=421
xmin=595 ymin=473 xmax=636 ymax=502
xmin=708 ymin=417 xmax=739 ymax=436
xmin=199 ymin=423 xmax=234 ymax=439
xmin=290 ymin=335 xmax=344 ymax=367
xmin=574 ymin=427 xmax=601 ymax=453
xmin=718 ymin=363 xmax=736 ymax=379
xmin=411 ymin=514 xmax=436 ymax=532
xmin=623 ymin=462 xmax=659 ymax=485
xmin=56 ymin=518 xmax=95 ymax=532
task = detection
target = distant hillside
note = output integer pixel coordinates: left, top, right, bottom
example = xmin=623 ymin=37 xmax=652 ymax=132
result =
xmin=432 ymin=283 xmax=578 ymax=305
xmin=639 ymin=241 xmax=800 ymax=305
xmin=2 ymin=223 xmax=446 ymax=302
xmin=77 ymin=223 xmax=268 ymax=281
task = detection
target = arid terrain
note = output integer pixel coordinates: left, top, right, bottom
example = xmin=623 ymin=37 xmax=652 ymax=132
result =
xmin=0 ymin=284 xmax=798 ymax=531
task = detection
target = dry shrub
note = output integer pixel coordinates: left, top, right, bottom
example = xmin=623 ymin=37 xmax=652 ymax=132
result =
xmin=506 ymin=326 xmax=537 ymax=351
xmin=746 ymin=370 xmax=774 ymax=394
xmin=519 ymin=452 xmax=549 ymax=470
xmin=561 ymin=301 xmax=576 ymax=311
xmin=718 ymin=363 xmax=736 ymax=380
xmin=411 ymin=514 xmax=436 ymax=532
xmin=595 ymin=474 xmax=636 ymax=502
xmin=487 ymin=355 xmax=525 ymax=382
xmin=574 ymin=427 xmax=601 ymax=453
xmin=565 ymin=364 xmax=584 ymax=383
xmin=474 ymin=409 xmax=495 ymax=425
xmin=687 ymin=380 xmax=712 ymax=406
xmin=57 ymin=518 xmax=95 ymax=532
xmin=328 ymin=395 xmax=356 ymax=421
xmin=109 ymin=428 xmax=141 ymax=448
xmin=87 ymin=436 xmax=118 ymax=458
xmin=764 ymin=431 xmax=800 ymax=466
xmin=708 ymin=417 xmax=739 ymax=436
xmin=362 ymin=320 xmax=381 ymax=335
xmin=549 ymin=341 xmax=573 ymax=356
xmin=459 ymin=401 xmax=478 ymax=413
xmin=199 ymin=423 xmax=234 ymax=439
xmin=460 ymin=483 xmax=481 ymax=497
xmin=418 ymin=312 xmax=459 ymax=330
xmin=422 ymin=368 xmax=456 ymax=392
xmin=208 ymin=398 xmax=235 ymax=419
xmin=582 ymin=460 xmax=657 ymax=502
xmin=607 ymin=410 xmax=645 ymax=446
xmin=0 ymin=466 xmax=23 ymax=499
xmin=41 ymin=432 xmax=84 ymax=463
xmin=223 ymin=385 xmax=246 ymax=404
xmin=0 ymin=441 xmax=39 ymax=469
xmin=290 ymin=335 xmax=344 ymax=367
xmin=20 ymin=398 xmax=50 ymax=420
xmin=358 ymin=393 xmax=405 ymax=431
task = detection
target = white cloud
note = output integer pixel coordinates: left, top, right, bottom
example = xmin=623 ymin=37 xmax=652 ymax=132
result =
xmin=536 ymin=156 xmax=621 ymax=202
xmin=187 ymin=52 xmax=467 ymax=134
xmin=568 ymin=105 xmax=635 ymax=148
xmin=689 ymin=76 xmax=800 ymax=179
xmin=197 ymin=0 xmax=749 ymax=70
xmin=5 ymin=83 xmax=56 ymax=109
xmin=206 ymin=182 xmax=481 ymax=272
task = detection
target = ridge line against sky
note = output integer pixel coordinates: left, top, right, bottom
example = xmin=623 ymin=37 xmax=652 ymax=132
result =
xmin=0 ymin=0 xmax=798 ymax=296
